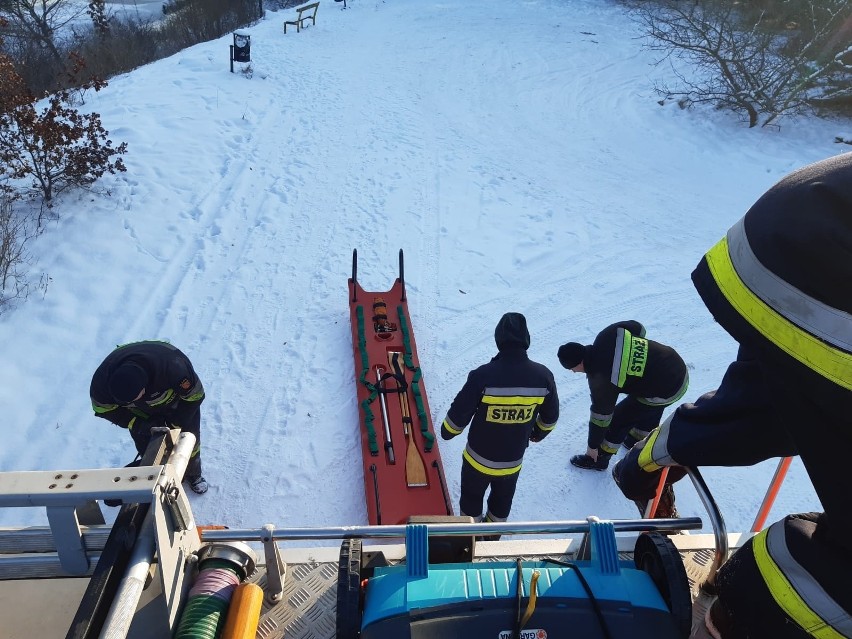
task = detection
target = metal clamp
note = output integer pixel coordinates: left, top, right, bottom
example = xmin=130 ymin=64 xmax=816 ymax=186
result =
xmin=261 ymin=523 xmax=286 ymax=602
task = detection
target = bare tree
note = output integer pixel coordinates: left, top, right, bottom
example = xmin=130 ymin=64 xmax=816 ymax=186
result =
xmin=0 ymin=189 xmax=41 ymax=314
xmin=87 ymin=0 xmax=110 ymax=38
xmin=631 ymin=0 xmax=852 ymax=127
xmin=0 ymin=0 xmax=89 ymax=71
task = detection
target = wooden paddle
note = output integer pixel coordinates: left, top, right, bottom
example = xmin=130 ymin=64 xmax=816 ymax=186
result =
xmin=388 ymin=352 xmax=428 ymax=487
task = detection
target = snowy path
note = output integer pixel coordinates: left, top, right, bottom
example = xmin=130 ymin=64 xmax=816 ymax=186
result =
xmin=0 ymin=0 xmax=832 ymax=533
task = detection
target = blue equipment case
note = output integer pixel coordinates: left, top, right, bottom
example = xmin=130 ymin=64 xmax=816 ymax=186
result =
xmin=346 ymin=521 xmax=690 ymax=639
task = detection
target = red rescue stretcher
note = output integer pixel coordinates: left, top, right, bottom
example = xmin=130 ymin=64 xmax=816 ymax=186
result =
xmin=347 ymin=249 xmax=454 ymax=525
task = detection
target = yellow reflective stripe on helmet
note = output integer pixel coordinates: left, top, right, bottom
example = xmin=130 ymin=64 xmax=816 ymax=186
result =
xmin=637 ymin=429 xmax=663 ymax=472
xmin=706 ymin=238 xmax=852 ymax=391
xmin=726 ymin=218 xmax=851 ymax=351
xmin=753 ymin=530 xmax=846 ymax=639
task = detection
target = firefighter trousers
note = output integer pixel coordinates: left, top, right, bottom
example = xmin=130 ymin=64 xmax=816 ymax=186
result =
xmin=459 ymin=458 xmax=520 ymax=521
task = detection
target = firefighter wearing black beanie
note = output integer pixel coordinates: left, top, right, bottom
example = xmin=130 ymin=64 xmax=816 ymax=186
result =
xmin=90 ymin=340 xmax=209 ymax=495
xmin=557 ymin=321 xmax=688 ymax=473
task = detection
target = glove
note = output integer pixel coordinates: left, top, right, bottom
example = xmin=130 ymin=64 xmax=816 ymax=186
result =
xmin=128 ymin=418 xmax=169 ymax=454
xmin=128 ymin=419 xmax=154 ymax=452
xmin=529 ymin=430 xmax=544 ymax=443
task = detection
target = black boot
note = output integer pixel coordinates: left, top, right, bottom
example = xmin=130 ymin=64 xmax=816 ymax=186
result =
xmin=634 ymin=483 xmax=678 ymax=518
xmin=570 ymin=451 xmax=612 ymax=471
xmin=185 ymin=475 xmax=209 ymax=494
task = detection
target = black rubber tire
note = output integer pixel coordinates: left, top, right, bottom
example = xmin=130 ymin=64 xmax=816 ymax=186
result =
xmin=634 ymin=532 xmax=692 ymax=638
xmin=336 ymin=538 xmax=363 ymax=639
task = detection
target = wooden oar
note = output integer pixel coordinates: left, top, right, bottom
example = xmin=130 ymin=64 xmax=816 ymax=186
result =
xmin=388 ymin=352 xmax=428 ymax=487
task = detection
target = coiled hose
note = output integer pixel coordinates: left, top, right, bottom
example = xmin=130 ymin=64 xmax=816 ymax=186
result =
xmin=175 ymin=559 xmax=241 ymax=639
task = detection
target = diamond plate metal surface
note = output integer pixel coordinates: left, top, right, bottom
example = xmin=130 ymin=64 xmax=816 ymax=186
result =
xmin=245 ymin=545 xmax=718 ymax=639
xmin=251 ymin=560 xmax=339 ymax=639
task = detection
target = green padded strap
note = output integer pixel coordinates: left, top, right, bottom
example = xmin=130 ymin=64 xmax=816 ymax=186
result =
xmin=396 ymin=305 xmax=435 ymax=452
xmin=356 ymin=306 xmax=379 ymax=454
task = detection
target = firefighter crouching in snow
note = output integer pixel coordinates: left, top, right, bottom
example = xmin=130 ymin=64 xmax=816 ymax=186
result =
xmin=557 ymin=320 xmax=689 ymax=474
xmin=441 ymin=312 xmax=559 ymax=538
xmin=612 ymin=153 xmax=852 ymax=638
xmin=90 ymin=340 xmax=209 ymax=494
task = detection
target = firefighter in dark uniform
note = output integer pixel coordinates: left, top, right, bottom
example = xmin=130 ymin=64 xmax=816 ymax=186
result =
xmin=612 ymin=153 xmax=852 ymax=638
xmin=441 ymin=312 xmax=559 ymax=533
xmin=557 ymin=320 xmax=689 ymax=473
xmin=90 ymin=340 xmax=208 ymax=494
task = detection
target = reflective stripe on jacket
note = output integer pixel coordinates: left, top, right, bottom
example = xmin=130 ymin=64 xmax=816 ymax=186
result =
xmin=753 ymin=518 xmax=852 ymax=638
xmin=692 ymin=154 xmax=852 ymax=411
xmin=441 ymin=349 xmax=559 ymax=477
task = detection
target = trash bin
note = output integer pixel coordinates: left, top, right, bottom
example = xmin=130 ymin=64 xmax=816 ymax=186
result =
xmin=233 ymin=32 xmax=250 ymax=63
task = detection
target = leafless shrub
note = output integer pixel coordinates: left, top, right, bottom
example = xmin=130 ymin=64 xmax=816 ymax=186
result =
xmin=0 ymin=188 xmax=42 ymax=314
xmin=158 ymin=0 xmax=262 ymax=47
xmin=74 ymin=17 xmax=167 ymax=79
xmin=0 ymin=0 xmax=88 ymax=72
xmin=87 ymin=0 xmax=110 ymax=37
xmin=629 ymin=0 xmax=852 ymax=127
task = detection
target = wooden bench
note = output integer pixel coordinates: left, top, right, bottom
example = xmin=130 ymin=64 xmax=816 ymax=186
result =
xmin=284 ymin=2 xmax=319 ymax=33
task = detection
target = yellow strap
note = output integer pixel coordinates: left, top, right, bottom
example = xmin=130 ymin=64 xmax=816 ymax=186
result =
xmin=706 ymin=239 xmax=852 ymax=390
xmin=520 ymin=570 xmax=540 ymax=628
xmin=753 ymin=531 xmax=845 ymax=638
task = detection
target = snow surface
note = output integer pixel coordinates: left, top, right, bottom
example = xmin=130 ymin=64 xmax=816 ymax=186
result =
xmin=1 ymin=0 xmax=844 ymax=540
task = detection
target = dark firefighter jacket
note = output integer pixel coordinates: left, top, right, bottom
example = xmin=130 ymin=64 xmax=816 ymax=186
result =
xmin=90 ymin=341 xmax=205 ymax=432
xmin=583 ymin=320 xmax=688 ymax=449
xmin=718 ymin=512 xmax=852 ymax=639
xmin=441 ymin=334 xmax=559 ymax=477
xmin=691 ymin=153 xmax=852 ymax=414
xmin=689 ymin=155 xmax=852 ymax=637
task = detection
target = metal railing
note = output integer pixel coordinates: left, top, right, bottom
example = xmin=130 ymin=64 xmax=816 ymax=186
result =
xmin=201 ymin=516 xmax=701 ymax=543
xmin=685 ymin=467 xmax=728 ymax=589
